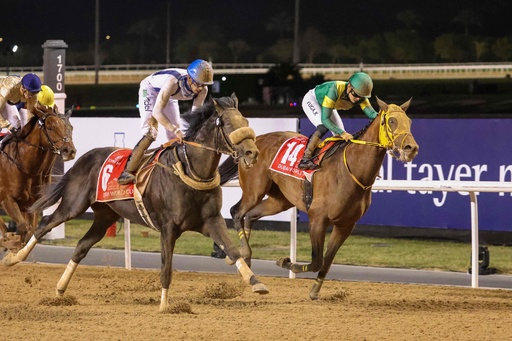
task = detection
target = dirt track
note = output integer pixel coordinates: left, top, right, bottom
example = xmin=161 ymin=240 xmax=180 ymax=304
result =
xmin=1 ymin=263 xmax=511 ymax=340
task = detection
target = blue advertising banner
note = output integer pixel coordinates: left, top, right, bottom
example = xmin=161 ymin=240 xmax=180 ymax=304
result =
xmin=299 ymin=117 xmax=512 ymax=232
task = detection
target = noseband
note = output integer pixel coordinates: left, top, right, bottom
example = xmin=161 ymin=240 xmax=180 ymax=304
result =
xmin=344 ymin=107 xmax=412 ymax=190
xmin=184 ymin=107 xmax=255 ymax=160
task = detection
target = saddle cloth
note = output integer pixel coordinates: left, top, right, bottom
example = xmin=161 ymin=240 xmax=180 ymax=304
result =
xmin=96 ymin=149 xmax=134 ymax=202
xmin=96 ymin=148 xmax=166 ymax=202
xmin=269 ymin=136 xmax=316 ymax=180
xmin=269 ymin=136 xmax=342 ymax=180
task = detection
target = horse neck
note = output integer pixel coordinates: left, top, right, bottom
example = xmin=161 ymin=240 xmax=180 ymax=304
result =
xmin=180 ymin=137 xmax=222 ymax=180
xmin=15 ymin=125 xmax=58 ymax=176
xmin=342 ymin=116 xmax=387 ymax=185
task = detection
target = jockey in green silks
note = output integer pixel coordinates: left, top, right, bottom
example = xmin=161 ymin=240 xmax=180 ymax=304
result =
xmin=298 ymin=72 xmax=378 ymax=170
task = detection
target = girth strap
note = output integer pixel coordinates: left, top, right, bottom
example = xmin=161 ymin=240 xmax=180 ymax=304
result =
xmin=133 ymin=184 xmax=159 ymax=231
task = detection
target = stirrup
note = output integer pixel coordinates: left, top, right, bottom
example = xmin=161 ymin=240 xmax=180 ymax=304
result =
xmin=297 ymin=158 xmax=318 ymax=170
xmin=118 ymin=172 xmax=136 ymax=185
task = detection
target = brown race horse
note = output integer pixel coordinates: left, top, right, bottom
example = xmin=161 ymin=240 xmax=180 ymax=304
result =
xmin=0 ymin=104 xmax=76 ymax=249
xmin=219 ymin=97 xmax=419 ymax=300
xmin=4 ymin=94 xmax=269 ymax=311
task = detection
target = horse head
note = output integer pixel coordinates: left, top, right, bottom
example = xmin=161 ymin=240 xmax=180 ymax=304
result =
xmin=31 ymin=104 xmax=77 ymax=161
xmin=211 ymin=93 xmax=259 ymax=168
xmin=376 ymin=97 xmax=419 ymax=162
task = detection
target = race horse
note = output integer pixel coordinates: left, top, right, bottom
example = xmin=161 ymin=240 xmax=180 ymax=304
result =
xmin=0 ymin=104 xmax=76 ymax=249
xmin=219 ymin=97 xmax=419 ymax=300
xmin=4 ymin=93 xmax=269 ymax=311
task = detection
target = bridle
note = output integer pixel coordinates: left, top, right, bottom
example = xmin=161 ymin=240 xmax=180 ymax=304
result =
xmin=182 ymin=106 xmax=255 ymax=161
xmin=343 ymin=107 xmax=411 ymax=190
xmin=160 ymin=105 xmax=255 ymax=188
xmin=17 ymin=113 xmax=70 ymax=155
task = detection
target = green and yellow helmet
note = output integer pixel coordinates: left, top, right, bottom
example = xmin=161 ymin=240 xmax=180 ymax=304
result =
xmin=348 ymin=72 xmax=373 ymax=98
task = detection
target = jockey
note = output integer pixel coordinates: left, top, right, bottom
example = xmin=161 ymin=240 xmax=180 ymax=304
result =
xmin=297 ymin=72 xmax=378 ymax=170
xmin=117 ymin=59 xmax=214 ymax=185
xmin=0 ymin=73 xmax=42 ymax=134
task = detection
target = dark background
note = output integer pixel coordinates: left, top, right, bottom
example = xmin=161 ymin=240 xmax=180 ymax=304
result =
xmin=3 ymin=1 xmax=511 ymax=46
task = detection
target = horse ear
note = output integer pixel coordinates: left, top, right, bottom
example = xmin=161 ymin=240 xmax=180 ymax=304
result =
xmin=400 ymin=97 xmax=413 ymax=111
xmin=375 ymin=96 xmax=388 ymax=112
xmin=65 ymin=106 xmax=73 ymax=118
xmin=213 ymin=99 xmax=222 ymax=113
xmin=33 ymin=102 xmax=47 ymax=118
xmin=231 ymin=93 xmax=238 ymax=108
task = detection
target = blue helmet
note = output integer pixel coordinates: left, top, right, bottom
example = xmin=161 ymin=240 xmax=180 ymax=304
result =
xmin=187 ymin=59 xmax=214 ymax=85
xmin=21 ymin=73 xmax=42 ymax=93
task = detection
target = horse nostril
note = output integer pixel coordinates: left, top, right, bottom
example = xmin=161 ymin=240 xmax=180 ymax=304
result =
xmin=405 ymin=144 xmax=419 ymax=157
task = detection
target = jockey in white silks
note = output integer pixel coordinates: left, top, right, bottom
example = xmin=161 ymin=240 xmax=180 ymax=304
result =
xmin=118 ymin=59 xmax=214 ymax=185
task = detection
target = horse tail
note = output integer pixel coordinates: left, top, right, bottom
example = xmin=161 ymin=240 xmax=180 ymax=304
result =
xmin=219 ymin=156 xmax=239 ymax=185
xmin=29 ymin=172 xmax=71 ymax=213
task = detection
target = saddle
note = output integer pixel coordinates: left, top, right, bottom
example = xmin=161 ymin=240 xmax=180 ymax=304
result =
xmin=313 ymin=136 xmax=348 ymax=167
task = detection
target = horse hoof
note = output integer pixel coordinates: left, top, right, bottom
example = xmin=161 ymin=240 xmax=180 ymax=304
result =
xmin=2 ymin=252 xmax=19 ymax=267
xmin=276 ymin=257 xmax=291 ymax=269
xmin=252 ymin=283 xmax=269 ymax=295
xmin=56 ymin=289 xmax=65 ymax=297
xmin=309 ymin=291 xmax=320 ymax=300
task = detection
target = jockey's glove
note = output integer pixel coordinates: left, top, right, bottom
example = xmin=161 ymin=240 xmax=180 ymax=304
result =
xmin=9 ymin=126 xmax=19 ymax=135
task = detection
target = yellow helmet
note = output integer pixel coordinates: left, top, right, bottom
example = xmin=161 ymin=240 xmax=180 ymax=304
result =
xmin=37 ymin=85 xmax=55 ymax=108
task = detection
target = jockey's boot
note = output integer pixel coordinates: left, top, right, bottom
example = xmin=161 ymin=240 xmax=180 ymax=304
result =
xmin=298 ymin=131 xmax=322 ymax=170
xmin=117 ymin=134 xmax=154 ymax=185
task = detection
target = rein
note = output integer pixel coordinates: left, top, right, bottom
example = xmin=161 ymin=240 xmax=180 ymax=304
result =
xmin=157 ymin=106 xmax=255 ymax=190
xmin=343 ymin=108 xmax=410 ymax=190
xmin=15 ymin=114 xmax=68 ymax=155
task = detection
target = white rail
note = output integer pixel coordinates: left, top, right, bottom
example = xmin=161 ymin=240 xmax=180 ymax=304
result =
xmin=221 ymin=179 xmax=512 ymax=286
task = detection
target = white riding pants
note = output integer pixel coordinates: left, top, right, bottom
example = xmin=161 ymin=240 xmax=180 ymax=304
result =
xmin=138 ymin=79 xmax=186 ymax=140
xmin=302 ymin=89 xmax=344 ymax=133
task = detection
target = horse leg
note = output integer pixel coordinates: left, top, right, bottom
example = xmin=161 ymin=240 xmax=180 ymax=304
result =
xmin=3 ymin=192 xmax=92 ymax=266
xmin=25 ymin=211 xmax=39 ymax=239
xmin=159 ymin=224 xmax=178 ymax=312
xmin=0 ymin=216 xmax=8 ymax=239
xmin=228 ymin=200 xmax=251 ymax=264
xmin=57 ymin=207 xmax=120 ymax=296
xmin=309 ymin=223 xmax=354 ymax=300
xmin=0 ymin=217 xmax=9 ymax=251
xmin=228 ymin=184 xmax=288 ymax=266
xmin=240 ymin=192 xmax=293 ymax=267
xmin=205 ymin=216 xmax=269 ymax=296
xmin=0 ymin=199 xmax=31 ymax=247
xmin=276 ymin=215 xmax=329 ymax=274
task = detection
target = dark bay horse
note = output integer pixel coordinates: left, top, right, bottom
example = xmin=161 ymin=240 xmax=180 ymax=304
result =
xmin=219 ymin=97 xmax=419 ymax=300
xmin=4 ymin=93 xmax=269 ymax=311
xmin=0 ymin=104 xmax=76 ymax=248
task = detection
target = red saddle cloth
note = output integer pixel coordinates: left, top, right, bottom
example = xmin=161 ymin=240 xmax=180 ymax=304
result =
xmin=96 ymin=149 xmax=134 ymax=202
xmin=270 ymin=136 xmax=316 ymax=180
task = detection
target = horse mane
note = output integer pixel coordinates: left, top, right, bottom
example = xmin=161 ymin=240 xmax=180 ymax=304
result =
xmin=17 ymin=116 xmax=39 ymax=139
xmin=183 ymin=96 xmax=237 ymax=141
xmin=323 ymin=117 xmax=375 ymax=159
xmin=352 ymin=118 xmax=374 ymax=140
